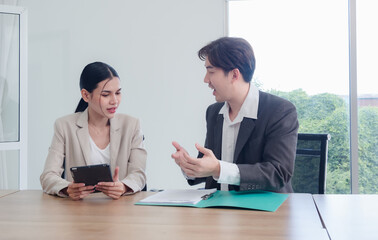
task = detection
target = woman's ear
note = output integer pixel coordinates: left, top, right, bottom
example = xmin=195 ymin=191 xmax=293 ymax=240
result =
xmin=81 ymin=89 xmax=90 ymax=102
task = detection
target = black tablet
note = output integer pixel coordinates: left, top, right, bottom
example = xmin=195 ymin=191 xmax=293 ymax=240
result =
xmin=70 ymin=164 xmax=113 ymax=186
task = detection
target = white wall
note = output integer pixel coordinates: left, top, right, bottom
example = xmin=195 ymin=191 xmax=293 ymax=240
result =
xmin=18 ymin=0 xmax=226 ymax=190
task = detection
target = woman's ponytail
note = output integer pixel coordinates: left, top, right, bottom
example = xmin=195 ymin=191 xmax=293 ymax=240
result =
xmin=75 ymin=98 xmax=88 ymax=113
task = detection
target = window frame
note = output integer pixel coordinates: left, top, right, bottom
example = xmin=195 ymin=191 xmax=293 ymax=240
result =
xmin=0 ymin=5 xmax=28 ymax=190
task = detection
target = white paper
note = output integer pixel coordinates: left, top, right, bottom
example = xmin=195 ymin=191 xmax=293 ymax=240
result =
xmin=139 ymin=188 xmax=217 ymax=205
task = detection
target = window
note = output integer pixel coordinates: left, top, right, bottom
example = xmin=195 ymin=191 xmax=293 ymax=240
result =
xmin=228 ymin=0 xmax=377 ymax=193
xmin=0 ymin=5 xmax=28 ymax=190
xmin=356 ymin=0 xmax=378 ymax=194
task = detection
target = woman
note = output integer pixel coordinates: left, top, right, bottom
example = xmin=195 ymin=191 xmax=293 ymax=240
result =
xmin=40 ymin=62 xmax=147 ymax=200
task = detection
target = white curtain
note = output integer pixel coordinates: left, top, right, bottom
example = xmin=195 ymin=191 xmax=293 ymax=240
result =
xmin=0 ymin=0 xmax=19 ymax=189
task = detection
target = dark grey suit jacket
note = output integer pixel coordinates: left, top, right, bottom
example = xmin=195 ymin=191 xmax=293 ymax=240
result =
xmin=189 ymin=91 xmax=299 ymax=193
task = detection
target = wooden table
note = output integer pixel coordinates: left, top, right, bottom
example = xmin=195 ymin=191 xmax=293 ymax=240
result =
xmin=0 ymin=190 xmax=18 ymax=198
xmin=313 ymin=194 xmax=378 ymax=240
xmin=0 ymin=191 xmax=328 ymax=240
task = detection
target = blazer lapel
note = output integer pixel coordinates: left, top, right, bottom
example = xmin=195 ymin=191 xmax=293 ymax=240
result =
xmin=234 ymin=118 xmax=256 ymax=162
xmin=109 ymin=115 xmax=121 ymax=174
xmin=76 ymin=109 xmax=91 ymax=166
xmin=213 ymin=114 xmax=223 ymax=159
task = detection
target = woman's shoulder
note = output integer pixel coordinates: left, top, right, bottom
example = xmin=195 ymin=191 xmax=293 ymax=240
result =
xmin=112 ymin=114 xmax=143 ymax=133
xmin=114 ymin=113 xmax=139 ymax=125
xmin=54 ymin=112 xmax=83 ymax=128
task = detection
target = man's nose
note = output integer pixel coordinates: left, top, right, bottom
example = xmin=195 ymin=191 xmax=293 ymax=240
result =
xmin=204 ymin=73 xmax=209 ymax=83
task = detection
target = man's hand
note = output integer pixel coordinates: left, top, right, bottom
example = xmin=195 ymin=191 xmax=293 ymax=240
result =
xmin=171 ymin=141 xmax=189 ymax=168
xmin=172 ymin=142 xmax=220 ymax=179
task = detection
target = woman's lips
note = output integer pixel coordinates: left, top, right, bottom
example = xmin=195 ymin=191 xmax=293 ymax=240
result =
xmin=107 ymin=107 xmax=117 ymax=113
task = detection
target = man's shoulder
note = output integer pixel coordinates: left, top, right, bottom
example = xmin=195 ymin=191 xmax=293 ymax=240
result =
xmin=207 ymin=102 xmax=224 ymax=113
xmin=257 ymin=91 xmax=298 ymax=124
xmin=259 ymin=91 xmax=296 ymax=109
xmin=205 ymin=102 xmax=224 ymax=119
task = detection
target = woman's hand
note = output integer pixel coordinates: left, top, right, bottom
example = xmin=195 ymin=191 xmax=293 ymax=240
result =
xmin=62 ymin=183 xmax=95 ymax=201
xmin=95 ymin=166 xmax=129 ymax=199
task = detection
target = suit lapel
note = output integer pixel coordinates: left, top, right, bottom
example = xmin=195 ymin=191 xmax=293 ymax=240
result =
xmin=76 ymin=109 xmax=91 ymax=165
xmin=234 ymin=118 xmax=256 ymax=163
xmin=213 ymin=114 xmax=223 ymax=159
xmin=109 ymin=115 xmax=121 ymax=174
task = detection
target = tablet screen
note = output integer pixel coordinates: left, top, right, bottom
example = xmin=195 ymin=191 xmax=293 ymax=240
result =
xmin=70 ymin=164 xmax=113 ymax=186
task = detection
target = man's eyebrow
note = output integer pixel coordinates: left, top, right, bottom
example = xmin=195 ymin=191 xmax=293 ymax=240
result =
xmin=205 ymin=65 xmax=214 ymax=69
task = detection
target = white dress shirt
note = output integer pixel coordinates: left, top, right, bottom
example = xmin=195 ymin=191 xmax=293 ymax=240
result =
xmin=216 ymin=84 xmax=259 ymax=190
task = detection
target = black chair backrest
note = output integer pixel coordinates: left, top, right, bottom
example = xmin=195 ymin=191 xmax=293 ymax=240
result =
xmin=292 ymin=133 xmax=331 ymax=194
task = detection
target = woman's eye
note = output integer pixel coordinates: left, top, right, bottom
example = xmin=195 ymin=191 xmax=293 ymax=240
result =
xmin=101 ymin=94 xmax=109 ymax=97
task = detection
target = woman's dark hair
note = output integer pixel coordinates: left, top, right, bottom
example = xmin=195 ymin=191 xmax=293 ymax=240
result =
xmin=198 ymin=37 xmax=256 ymax=82
xmin=75 ymin=62 xmax=119 ymax=113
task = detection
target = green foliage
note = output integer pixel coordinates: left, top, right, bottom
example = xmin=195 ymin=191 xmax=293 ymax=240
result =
xmin=326 ymin=168 xmax=351 ymax=194
xmin=269 ymin=89 xmax=377 ymax=194
xmin=358 ymin=107 xmax=378 ymax=193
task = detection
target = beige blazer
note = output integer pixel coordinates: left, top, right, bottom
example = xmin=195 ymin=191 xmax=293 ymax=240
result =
xmin=40 ymin=109 xmax=147 ymax=197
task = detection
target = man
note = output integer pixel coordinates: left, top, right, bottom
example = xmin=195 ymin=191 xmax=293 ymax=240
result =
xmin=171 ymin=37 xmax=298 ymax=193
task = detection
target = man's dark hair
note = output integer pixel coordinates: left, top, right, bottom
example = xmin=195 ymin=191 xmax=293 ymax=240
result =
xmin=198 ymin=37 xmax=256 ymax=82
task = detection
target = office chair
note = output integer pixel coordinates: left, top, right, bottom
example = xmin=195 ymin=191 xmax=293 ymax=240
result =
xmin=292 ymin=133 xmax=331 ymax=194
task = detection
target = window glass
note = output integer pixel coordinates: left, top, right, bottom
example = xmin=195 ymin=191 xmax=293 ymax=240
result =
xmin=356 ymin=0 xmax=378 ymax=194
xmin=229 ymin=0 xmax=351 ymax=193
xmin=0 ymin=150 xmax=19 ymax=190
xmin=0 ymin=13 xmax=20 ymax=142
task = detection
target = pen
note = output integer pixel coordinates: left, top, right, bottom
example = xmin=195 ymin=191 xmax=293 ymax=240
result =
xmin=201 ymin=193 xmax=214 ymax=200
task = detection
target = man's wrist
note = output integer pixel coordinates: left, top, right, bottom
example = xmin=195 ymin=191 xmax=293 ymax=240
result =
xmin=212 ymin=161 xmax=221 ymax=179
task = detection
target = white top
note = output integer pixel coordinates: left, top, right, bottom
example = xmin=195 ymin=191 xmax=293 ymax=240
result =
xmin=216 ymin=84 xmax=259 ymax=190
xmin=89 ymin=136 xmax=110 ymax=165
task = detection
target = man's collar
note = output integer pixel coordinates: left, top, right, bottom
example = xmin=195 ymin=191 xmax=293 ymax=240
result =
xmin=219 ymin=83 xmax=259 ymax=122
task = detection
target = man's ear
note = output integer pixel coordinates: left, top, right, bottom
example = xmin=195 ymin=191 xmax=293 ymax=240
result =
xmin=81 ymin=89 xmax=90 ymax=102
xmin=230 ymin=68 xmax=241 ymax=83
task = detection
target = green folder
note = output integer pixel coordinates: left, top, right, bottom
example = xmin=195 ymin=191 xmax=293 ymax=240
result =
xmin=135 ymin=190 xmax=288 ymax=212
